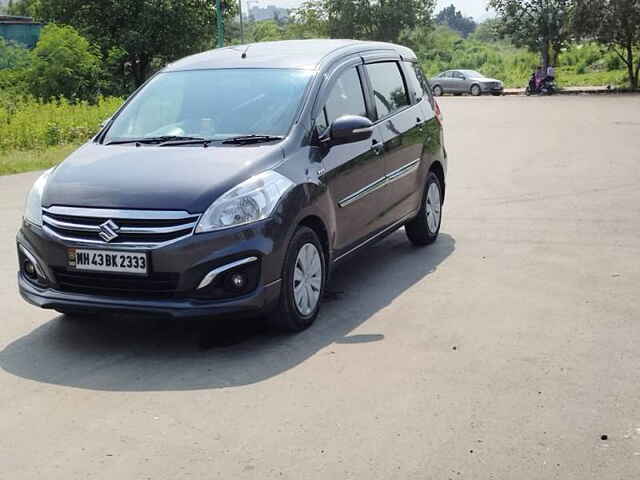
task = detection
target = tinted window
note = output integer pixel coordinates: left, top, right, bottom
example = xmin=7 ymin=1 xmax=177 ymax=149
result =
xmin=366 ymin=62 xmax=410 ymax=118
xmin=403 ymin=62 xmax=435 ymax=108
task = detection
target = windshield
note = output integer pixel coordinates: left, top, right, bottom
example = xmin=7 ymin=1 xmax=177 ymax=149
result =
xmin=460 ymin=70 xmax=484 ymax=78
xmin=104 ymin=68 xmax=314 ymax=143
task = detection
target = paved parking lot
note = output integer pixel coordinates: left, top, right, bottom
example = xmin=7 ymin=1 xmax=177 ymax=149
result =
xmin=1 ymin=94 xmax=639 ymax=479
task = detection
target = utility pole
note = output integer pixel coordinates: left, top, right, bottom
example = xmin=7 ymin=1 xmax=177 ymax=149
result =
xmin=239 ymin=0 xmax=245 ymax=43
xmin=216 ymin=0 xmax=224 ymax=48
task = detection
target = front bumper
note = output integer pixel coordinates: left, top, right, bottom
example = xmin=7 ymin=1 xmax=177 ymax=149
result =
xmin=18 ymin=271 xmax=281 ymax=318
xmin=481 ymin=84 xmax=504 ymax=94
xmin=17 ymin=217 xmax=289 ymax=319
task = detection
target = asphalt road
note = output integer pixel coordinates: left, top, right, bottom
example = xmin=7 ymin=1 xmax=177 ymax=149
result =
xmin=1 ymin=95 xmax=640 ymax=479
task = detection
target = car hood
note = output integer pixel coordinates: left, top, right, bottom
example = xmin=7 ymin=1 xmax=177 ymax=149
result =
xmin=42 ymin=142 xmax=284 ymax=213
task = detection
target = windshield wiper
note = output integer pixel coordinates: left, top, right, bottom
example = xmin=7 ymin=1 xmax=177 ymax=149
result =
xmin=106 ymin=136 xmax=205 ymax=146
xmin=222 ymin=135 xmax=284 ymax=145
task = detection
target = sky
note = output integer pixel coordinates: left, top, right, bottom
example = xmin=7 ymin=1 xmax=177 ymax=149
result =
xmin=254 ymin=0 xmax=493 ymax=21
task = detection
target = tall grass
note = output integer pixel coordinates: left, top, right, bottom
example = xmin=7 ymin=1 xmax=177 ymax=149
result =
xmin=0 ymin=95 xmax=123 ymax=152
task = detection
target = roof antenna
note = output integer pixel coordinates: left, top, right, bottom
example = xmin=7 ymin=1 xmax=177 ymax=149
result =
xmin=241 ymin=45 xmax=250 ymax=59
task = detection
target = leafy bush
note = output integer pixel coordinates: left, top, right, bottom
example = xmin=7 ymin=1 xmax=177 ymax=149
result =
xmin=24 ymin=24 xmax=103 ymax=102
xmin=0 ymin=95 xmax=122 ymax=152
xmin=0 ymin=37 xmax=30 ymax=70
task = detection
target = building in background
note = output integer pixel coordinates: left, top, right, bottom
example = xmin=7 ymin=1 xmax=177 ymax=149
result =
xmin=0 ymin=16 xmax=42 ymax=48
xmin=247 ymin=4 xmax=289 ymax=22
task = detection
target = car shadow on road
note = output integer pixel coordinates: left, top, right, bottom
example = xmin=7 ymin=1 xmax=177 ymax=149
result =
xmin=0 ymin=231 xmax=455 ymax=391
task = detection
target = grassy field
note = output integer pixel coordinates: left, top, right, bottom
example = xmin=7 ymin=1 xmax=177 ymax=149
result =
xmin=0 ymin=144 xmax=79 ymax=176
xmin=0 ymin=95 xmax=121 ymax=176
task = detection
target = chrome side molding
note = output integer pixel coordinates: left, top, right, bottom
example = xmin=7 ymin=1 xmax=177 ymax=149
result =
xmin=338 ymin=158 xmax=421 ymax=208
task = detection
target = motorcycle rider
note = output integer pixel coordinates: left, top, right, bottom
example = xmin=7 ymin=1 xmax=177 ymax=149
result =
xmin=546 ymin=64 xmax=555 ymax=82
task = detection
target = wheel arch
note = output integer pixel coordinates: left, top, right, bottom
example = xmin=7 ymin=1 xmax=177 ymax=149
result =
xmin=298 ymin=215 xmax=331 ymax=267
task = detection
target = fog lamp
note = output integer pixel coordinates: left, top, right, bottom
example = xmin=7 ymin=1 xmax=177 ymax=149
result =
xmin=24 ymin=260 xmax=37 ymax=279
xmin=230 ymin=273 xmax=246 ymax=289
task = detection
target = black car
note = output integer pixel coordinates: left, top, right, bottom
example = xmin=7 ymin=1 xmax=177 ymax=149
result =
xmin=17 ymin=39 xmax=447 ymax=332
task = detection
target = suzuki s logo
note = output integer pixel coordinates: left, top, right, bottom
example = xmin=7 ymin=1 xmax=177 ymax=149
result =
xmin=98 ymin=220 xmax=120 ymax=242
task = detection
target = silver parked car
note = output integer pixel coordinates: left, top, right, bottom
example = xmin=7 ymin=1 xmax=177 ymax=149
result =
xmin=429 ymin=70 xmax=504 ymax=96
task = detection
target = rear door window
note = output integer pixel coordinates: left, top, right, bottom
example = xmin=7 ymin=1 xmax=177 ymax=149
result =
xmin=404 ymin=62 xmax=435 ymax=109
xmin=365 ymin=62 xmax=410 ymax=119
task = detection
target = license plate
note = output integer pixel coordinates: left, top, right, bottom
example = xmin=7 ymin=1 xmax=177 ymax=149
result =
xmin=68 ymin=249 xmax=148 ymax=275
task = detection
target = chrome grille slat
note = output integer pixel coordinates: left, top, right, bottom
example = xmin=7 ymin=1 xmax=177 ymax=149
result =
xmin=42 ymin=215 xmax=197 ymax=234
xmin=42 ymin=207 xmax=200 ymax=248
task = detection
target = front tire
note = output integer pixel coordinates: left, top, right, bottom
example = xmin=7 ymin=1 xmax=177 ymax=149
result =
xmin=470 ymin=84 xmax=482 ymax=96
xmin=268 ymin=226 xmax=325 ymax=332
xmin=432 ymin=85 xmax=443 ymax=97
xmin=405 ymin=171 xmax=443 ymax=246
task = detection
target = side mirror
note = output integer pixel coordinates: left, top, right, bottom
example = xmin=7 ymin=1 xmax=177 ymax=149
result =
xmin=328 ymin=115 xmax=374 ymax=146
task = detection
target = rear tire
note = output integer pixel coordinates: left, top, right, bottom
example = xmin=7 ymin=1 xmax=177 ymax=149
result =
xmin=267 ymin=226 xmax=325 ymax=332
xmin=405 ymin=171 xmax=443 ymax=246
xmin=432 ymin=85 xmax=443 ymax=96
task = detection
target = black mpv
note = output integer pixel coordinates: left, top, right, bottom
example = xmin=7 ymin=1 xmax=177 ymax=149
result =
xmin=17 ymin=40 xmax=447 ymax=331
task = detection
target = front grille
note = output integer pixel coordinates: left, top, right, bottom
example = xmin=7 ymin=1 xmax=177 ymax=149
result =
xmin=42 ymin=206 xmax=200 ymax=247
xmin=53 ymin=268 xmax=180 ymax=299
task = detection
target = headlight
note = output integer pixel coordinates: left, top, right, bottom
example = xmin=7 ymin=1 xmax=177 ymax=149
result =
xmin=195 ymin=170 xmax=294 ymax=233
xmin=24 ymin=169 xmax=53 ymax=227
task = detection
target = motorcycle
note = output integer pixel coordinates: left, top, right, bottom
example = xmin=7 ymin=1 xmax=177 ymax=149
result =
xmin=526 ymin=77 xmax=556 ymax=95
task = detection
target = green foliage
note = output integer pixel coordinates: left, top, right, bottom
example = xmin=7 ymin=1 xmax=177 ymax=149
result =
xmin=289 ymin=0 xmax=435 ymax=43
xmin=24 ymin=24 xmax=103 ymax=102
xmin=469 ymin=18 xmax=502 ymax=43
xmin=6 ymin=0 xmax=40 ymax=17
xmin=402 ymin=25 xmax=628 ymax=88
xmin=0 ymin=94 xmax=122 ymax=152
xmin=573 ymin=0 xmax=640 ymax=89
xmin=0 ymin=37 xmax=30 ymax=69
xmin=288 ymin=0 xmax=329 ymax=39
xmin=489 ymin=0 xmax=573 ymax=66
xmin=435 ymin=4 xmax=476 ymax=38
xmin=37 ymin=0 xmax=238 ymax=88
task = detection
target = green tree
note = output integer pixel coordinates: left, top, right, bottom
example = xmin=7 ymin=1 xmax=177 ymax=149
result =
xmin=287 ymin=0 xmax=329 ymax=39
xmin=328 ymin=0 xmax=435 ymax=43
xmin=435 ymin=4 xmax=477 ymax=38
xmin=24 ymin=24 xmax=103 ymax=102
xmin=469 ymin=18 xmax=503 ymax=43
xmin=37 ymin=0 xmax=237 ymax=88
xmin=290 ymin=0 xmax=434 ymax=43
xmin=250 ymin=20 xmax=285 ymax=42
xmin=489 ymin=0 xmax=573 ymax=68
xmin=0 ymin=37 xmax=30 ymax=69
xmin=573 ymin=0 xmax=640 ymax=89
xmin=7 ymin=0 xmax=40 ymax=17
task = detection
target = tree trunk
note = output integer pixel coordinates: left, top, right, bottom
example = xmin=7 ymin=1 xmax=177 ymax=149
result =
xmin=626 ymin=43 xmax=638 ymax=90
xmin=541 ymin=39 xmax=550 ymax=71
xmin=132 ymin=56 xmax=150 ymax=88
